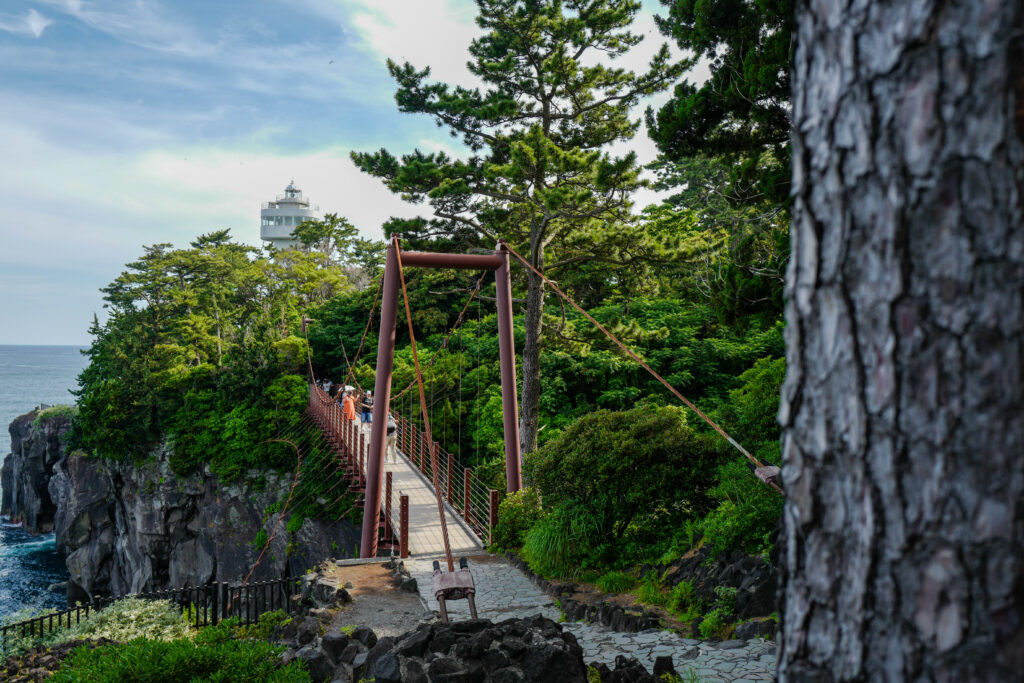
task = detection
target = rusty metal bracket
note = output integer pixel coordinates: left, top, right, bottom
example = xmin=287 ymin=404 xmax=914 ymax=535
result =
xmin=432 ymin=558 xmax=478 ymax=624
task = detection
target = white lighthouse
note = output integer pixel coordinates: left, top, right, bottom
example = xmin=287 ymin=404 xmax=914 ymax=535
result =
xmin=260 ymin=180 xmax=320 ymax=249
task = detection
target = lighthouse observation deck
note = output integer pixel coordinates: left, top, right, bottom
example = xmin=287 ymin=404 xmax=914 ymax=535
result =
xmin=260 ymin=180 xmax=320 ymax=248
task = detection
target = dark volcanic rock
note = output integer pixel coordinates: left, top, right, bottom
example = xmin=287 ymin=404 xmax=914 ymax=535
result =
xmin=2 ymin=410 xmax=73 ymax=533
xmin=357 ymin=616 xmax=660 ymax=683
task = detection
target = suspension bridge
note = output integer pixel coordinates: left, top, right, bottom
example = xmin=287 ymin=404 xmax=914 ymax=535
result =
xmin=290 ymin=237 xmax=782 ymax=620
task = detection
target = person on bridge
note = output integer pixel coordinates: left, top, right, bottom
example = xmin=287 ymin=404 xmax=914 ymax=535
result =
xmin=342 ymin=391 xmax=357 ymax=422
xmin=386 ymin=414 xmax=397 ymax=463
xmin=361 ymin=391 xmax=374 ymax=423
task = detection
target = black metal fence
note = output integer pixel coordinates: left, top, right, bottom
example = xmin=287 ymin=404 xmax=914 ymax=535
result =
xmin=1 ymin=577 xmax=304 ymax=648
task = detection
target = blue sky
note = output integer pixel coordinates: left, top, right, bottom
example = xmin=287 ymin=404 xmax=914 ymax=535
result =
xmin=0 ymin=0 xmax=677 ymax=345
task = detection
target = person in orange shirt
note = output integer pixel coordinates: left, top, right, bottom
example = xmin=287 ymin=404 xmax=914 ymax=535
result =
xmin=342 ymin=391 xmax=357 ymax=422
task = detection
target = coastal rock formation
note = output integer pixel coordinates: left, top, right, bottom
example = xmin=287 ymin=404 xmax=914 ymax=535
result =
xmin=3 ymin=410 xmax=360 ymax=606
xmin=1 ymin=410 xmax=73 ymax=533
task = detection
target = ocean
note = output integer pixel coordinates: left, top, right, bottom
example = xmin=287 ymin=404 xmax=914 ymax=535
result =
xmin=0 ymin=345 xmax=88 ymax=618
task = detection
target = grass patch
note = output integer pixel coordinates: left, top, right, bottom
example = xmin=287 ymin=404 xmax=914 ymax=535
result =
xmin=635 ymin=571 xmax=668 ymax=607
xmin=49 ymin=620 xmax=310 ymax=682
xmin=595 ymin=571 xmax=635 ymax=594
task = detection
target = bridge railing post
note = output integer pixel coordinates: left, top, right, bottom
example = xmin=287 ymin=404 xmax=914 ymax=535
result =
xmin=400 ymin=494 xmax=409 ymax=559
xmin=464 ymin=468 xmax=472 ymax=520
xmin=385 ymin=471 xmax=393 ymax=541
xmin=489 ymin=489 xmax=499 ymax=546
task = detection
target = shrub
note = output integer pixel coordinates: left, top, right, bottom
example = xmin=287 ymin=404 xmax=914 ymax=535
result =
xmin=668 ymin=580 xmax=697 ymax=618
xmin=50 ymin=627 xmax=311 ymax=682
xmin=635 ymin=572 xmax=668 ymax=607
xmin=700 ymin=458 xmax=782 ymax=557
xmin=698 ymin=608 xmax=732 ymax=640
xmin=595 ymin=571 xmax=635 ymax=594
xmin=524 ymin=406 xmax=728 ymax=567
xmin=236 ymin=610 xmax=292 ymax=641
xmin=1 ymin=598 xmax=191 ymax=656
xmin=34 ymin=404 xmax=78 ymax=428
xmin=713 ymin=586 xmax=737 ymax=617
xmin=491 ymin=488 xmax=544 ymax=551
xmin=520 ymin=506 xmax=599 ymax=578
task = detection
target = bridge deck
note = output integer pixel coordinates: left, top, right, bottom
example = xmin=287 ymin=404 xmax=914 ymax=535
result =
xmin=359 ymin=422 xmax=483 ymax=558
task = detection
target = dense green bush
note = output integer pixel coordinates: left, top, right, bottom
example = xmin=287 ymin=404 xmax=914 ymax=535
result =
xmin=524 ymin=406 xmax=728 ymax=568
xmin=635 ymin=571 xmax=668 ymax=607
xmin=491 ymin=488 xmax=545 ymax=551
xmin=520 ymin=506 xmax=600 ymax=578
xmin=595 ymin=571 xmax=636 ymax=593
xmin=700 ymin=458 xmax=782 ymax=557
xmin=668 ymin=580 xmax=697 ymax=618
xmin=50 ymin=620 xmax=310 ymax=683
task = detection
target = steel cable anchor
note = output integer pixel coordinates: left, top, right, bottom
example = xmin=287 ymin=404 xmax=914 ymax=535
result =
xmin=432 ymin=557 xmax=477 ymax=624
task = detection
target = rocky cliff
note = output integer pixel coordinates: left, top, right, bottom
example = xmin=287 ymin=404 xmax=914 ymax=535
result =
xmin=1 ymin=410 xmax=72 ymax=533
xmin=3 ymin=410 xmax=360 ymax=606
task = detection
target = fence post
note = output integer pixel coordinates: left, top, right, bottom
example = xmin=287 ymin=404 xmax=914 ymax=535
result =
xmin=400 ymin=494 xmax=409 ymax=559
xmin=489 ymin=489 xmax=499 ymax=546
xmin=464 ymin=468 xmax=472 ymax=519
xmin=385 ymin=471 xmax=393 ymax=541
xmin=211 ymin=581 xmax=219 ymax=625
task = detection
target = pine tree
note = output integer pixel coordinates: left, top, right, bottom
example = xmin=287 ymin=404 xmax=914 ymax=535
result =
xmin=352 ymin=0 xmax=680 ymax=454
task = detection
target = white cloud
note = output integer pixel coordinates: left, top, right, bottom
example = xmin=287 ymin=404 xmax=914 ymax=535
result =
xmin=302 ymin=0 xmax=482 ymax=87
xmin=37 ymin=0 xmax=216 ymax=56
xmin=0 ymin=8 xmax=54 ymax=37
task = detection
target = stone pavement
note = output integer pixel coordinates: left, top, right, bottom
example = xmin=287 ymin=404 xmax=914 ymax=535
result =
xmin=405 ymin=555 xmax=777 ymax=682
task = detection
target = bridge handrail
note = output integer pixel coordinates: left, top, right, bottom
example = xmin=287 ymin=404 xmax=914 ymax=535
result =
xmin=307 ymin=383 xmax=499 ymax=550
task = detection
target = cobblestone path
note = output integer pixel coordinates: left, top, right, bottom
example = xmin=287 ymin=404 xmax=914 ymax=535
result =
xmin=405 ymin=555 xmax=777 ymax=682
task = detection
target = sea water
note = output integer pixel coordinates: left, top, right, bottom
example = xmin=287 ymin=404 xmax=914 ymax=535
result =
xmin=0 ymin=345 xmax=88 ymax=617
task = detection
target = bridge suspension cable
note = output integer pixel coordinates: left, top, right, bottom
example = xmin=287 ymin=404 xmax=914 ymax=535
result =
xmin=501 ymin=240 xmax=783 ymax=495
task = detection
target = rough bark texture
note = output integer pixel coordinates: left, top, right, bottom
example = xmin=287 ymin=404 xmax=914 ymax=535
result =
xmin=780 ymin=1 xmax=1024 ymax=680
xmin=519 ymin=256 xmax=545 ymax=457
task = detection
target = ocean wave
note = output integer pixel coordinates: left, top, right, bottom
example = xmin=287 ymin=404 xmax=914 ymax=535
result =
xmin=0 ymin=536 xmax=57 ymax=557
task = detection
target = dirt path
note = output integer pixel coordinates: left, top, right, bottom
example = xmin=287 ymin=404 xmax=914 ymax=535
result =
xmin=320 ymin=561 xmax=430 ymax=639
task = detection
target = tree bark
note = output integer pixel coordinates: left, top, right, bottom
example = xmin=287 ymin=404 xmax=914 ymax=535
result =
xmin=519 ymin=247 xmax=545 ymax=457
xmin=780 ymin=1 xmax=1024 ymax=680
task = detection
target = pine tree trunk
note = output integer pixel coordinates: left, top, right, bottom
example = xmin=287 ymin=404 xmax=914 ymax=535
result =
xmin=519 ymin=259 xmax=544 ymax=457
xmin=780 ymin=1 xmax=1024 ymax=680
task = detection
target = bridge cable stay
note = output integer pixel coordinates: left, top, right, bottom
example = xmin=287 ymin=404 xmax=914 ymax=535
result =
xmin=392 ymin=270 xmax=488 ymax=402
xmin=501 ymin=241 xmax=784 ymax=496
xmin=234 ymin=410 xmax=361 ymax=602
xmin=338 ymin=276 xmax=384 ymax=394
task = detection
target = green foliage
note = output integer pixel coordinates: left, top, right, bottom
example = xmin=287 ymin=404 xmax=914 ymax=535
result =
xmin=700 ymin=458 xmax=782 ymax=557
xmin=1 ymin=598 xmax=191 ymax=657
xmin=491 ymin=488 xmax=545 ymax=551
xmin=635 ymin=571 xmax=668 ymax=607
xmin=595 ymin=571 xmax=636 ymax=594
xmin=235 ymin=610 xmax=292 ymax=641
xmin=33 ymin=404 xmax=78 ymax=428
xmin=698 ymin=608 xmax=732 ymax=640
xmin=524 ymin=406 xmax=728 ymax=567
xmin=668 ymin=580 xmax=698 ymax=618
xmin=711 ymin=357 xmax=785 ymax=463
xmin=648 ymin=0 xmax=793 ymax=202
xmin=250 ymin=529 xmax=269 ymax=551
xmin=50 ymin=621 xmax=310 ymax=683
xmin=520 ymin=506 xmax=600 ymax=578
xmin=713 ymin=586 xmax=737 ymax=617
